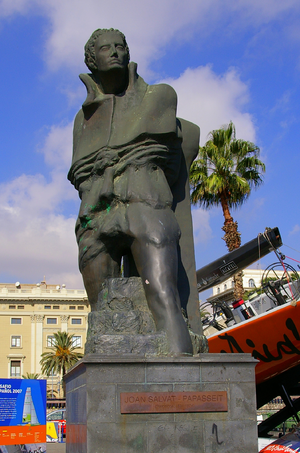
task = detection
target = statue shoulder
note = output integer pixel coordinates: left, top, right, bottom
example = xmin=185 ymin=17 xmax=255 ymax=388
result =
xmin=150 ymin=82 xmax=177 ymax=101
xmin=145 ymin=82 xmax=177 ymax=112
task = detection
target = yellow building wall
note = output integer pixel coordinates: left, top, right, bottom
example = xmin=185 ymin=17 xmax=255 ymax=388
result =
xmin=0 ymin=285 xmax=89 ymax=388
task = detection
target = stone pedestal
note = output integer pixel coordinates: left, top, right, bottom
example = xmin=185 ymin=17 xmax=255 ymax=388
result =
xmin=65 ymin=354 xmax=258 ymax=453
xmin=85 ymin=277 xmax=208 ymax=356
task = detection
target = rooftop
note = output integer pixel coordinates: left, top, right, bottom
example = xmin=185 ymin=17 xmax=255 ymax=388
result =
xmin=0 ymin=282 xmax=87 ymax=302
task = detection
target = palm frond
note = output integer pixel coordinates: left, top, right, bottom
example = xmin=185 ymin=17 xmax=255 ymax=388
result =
xmin=40 ymin=331 xmax=83 ymax=377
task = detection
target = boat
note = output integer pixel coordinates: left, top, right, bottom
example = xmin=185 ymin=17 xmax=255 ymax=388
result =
xmin=197 ymin=227 xmax=300 ymax=437
xmin=208 ymin=298 xmax=300 ymax=386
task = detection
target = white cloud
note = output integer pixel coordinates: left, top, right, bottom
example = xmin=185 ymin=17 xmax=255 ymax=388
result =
xmin=0 ymin=0 xmax=32 ymax=15
xmin=162 ymin=65 xmax=255 ymax=144
xmin=231 ymin=0 xmax=300 ymax=23
xmin=41 ymin=0 xmax=214 ymax=77
xmin=192 ymin=208 xmax=212 ymax=245
xmin=1 ymin=0 xmax=300 ymax=77
xmin=289 ymin=224 xmax=300 ymax=235
xmin=60 ymin=85 xmax=86 ymax=108
xmin=1 ymin=0 xmax=209 ymax=76
xmin=0 ymin=124 xmax=82 ymax=287
xmin=0 ymin=174 xmax=81 ymax=286
xmin=38 ymin=122 xmax=73 ymax=171
xmin=270 ymin=91 xmax=292 ymax=114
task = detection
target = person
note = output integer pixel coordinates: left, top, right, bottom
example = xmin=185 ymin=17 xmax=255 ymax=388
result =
xmin=68 ymin=28 xmax=201 ymax=354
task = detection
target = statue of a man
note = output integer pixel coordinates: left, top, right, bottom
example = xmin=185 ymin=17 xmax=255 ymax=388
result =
xmin=68 ymin=28 xmax=201 ymax=355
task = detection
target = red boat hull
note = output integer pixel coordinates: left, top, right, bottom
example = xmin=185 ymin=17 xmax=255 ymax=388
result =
xmin=207 ymin=301 xmax=300 ymax=384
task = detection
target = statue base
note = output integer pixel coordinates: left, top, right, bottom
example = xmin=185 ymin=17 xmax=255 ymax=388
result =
xmin=65 ymin=354 xmax=258 ymax=453
xmin=85 ymin=277 xmax=208 ymax=355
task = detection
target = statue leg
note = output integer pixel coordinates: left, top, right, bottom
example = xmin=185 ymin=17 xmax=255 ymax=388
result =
xmin=81 ymin=249 xmax=121 ymax=307
xmin=76 ymin=205 xmax=123 ymax=307
xmin=128 ymin=203 xmax=193 ymax=355
xmin=132 ymin=240 xmax=193 ymax=354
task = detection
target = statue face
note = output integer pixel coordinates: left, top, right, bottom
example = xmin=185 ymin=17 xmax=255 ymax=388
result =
xmin=94 ymin=31 xmax=129 ymax=72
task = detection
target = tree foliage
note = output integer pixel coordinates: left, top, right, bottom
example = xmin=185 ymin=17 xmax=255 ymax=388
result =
xmin=40 ymin=331 xmax=83 ymax=378
xmin=22 ymin=372 xmax=40 ymax=379
xmin=190 ymin=121 xmax=265 ymax=299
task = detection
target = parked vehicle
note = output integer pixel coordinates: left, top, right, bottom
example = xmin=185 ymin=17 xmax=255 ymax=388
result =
xmin=259 ymin=424 xmax=300 ymax=452
xmin=46 ymin=409 xmax=66 ymax=436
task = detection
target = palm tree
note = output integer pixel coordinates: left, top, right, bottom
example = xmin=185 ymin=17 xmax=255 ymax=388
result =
xmin=190 ymin=121 xmax=265 ymax=300
xmin=22 ymin=372 xmax=40 ymax=379
xmin=40 ymin=331 xmax=83 ymax=396
xmin=200 ymin=309 xmax=210 ymax=317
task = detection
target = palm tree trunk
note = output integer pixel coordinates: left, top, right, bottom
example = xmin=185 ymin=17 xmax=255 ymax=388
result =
xmin=233 ymin=271 xmax=244 ymax=301
xmin=220 ymin=192 xmax=244 ymax=300
xmin=219 ymin=191 xmax=233 ymax=226
xmin=60 ymin=371 xmax=66 ymax=398
xmin=222 ymin=220 xmax=241 ymax=251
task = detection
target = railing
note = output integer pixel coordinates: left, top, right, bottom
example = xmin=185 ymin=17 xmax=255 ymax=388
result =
xmin=0 ymin=287 xmax=87 ymax=297
xmin=259 ymin=398 xmax=285 ymax=411
xmin=47 ymin=398 xmax=66 ymax=410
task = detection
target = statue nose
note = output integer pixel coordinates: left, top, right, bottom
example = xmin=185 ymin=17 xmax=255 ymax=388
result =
xmin=110 ymin=45 xmax=118 ymax=56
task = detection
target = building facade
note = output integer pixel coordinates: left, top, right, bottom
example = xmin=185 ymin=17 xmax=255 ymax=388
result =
xmin=207 ymin=267 xmax=284 ymax=305
xmin=0 ymin=281 xmax=88 ymax=393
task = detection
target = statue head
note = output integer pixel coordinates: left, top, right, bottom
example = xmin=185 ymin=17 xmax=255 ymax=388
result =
xmin=85 ymin=28 xmax=130 ymax=74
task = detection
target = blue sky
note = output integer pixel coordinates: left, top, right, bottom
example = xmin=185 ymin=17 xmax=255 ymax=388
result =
xmin=0 ymin=0 xmax=300 ymax=299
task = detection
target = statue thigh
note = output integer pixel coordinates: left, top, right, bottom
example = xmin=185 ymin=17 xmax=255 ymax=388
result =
xmin=127 ymin=204 xmax=181 ymax=317
xmin=127 ymin=203 xmax=193 ymax=353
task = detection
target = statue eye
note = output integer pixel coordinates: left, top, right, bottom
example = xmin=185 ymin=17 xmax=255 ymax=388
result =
xmin=116 ymin=45 xmax=125 ymax=50
xmin=99 ymin=45 xmax=110 ymax=52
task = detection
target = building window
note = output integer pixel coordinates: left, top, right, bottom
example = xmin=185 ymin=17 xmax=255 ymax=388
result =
xmin=231 ymin=281 xmax=235 ymax=288
xmin=248 ymin=279 xmax=255 ymax=288
xmin=53 ymin=306 xmax=60 ymax=310
xmin=10 ymin=360 xmax=21 ymax=377
xmin=17 ymin=305 xmax=24 ymax=309
xmin=72 ymin=336 xmax=82 ymax=347
xmin=217 ymin=287 xmax=220 ymax=294
xmin=69 ymin=306 xmax=76 ymax=310
xmin=71 ymin=318 xmax=82 ymax=325
xmin=11 ymin=318 xmax=22 ymax=325
xmin=78 ymin=306 xmax=84 ymax=310
xmin=47 ymin=335 xmax=55 ymax=347
xmin=11 ymin=336 xmax=21 ymax=347
xmin=224 ymin=284 xmax=227 ymax=291
xmin=9 ymin=305 xmax=16 ymax=309
xmin=44 ymin=305 xmax=51 ymax=309
xmin=46 ymin=318 xmax=57 ymax=325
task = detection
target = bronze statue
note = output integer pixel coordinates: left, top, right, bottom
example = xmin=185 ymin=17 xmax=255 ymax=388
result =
xmin=68 ymin=29 xmax=202 ymax=355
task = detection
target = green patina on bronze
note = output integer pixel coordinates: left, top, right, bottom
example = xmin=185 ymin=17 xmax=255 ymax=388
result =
xmin=80 ymin=217 xmax=92 ymax=228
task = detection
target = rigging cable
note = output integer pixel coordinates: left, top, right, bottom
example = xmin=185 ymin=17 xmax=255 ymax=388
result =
xmin=282 ymin=243 xmax=300 ymax=255
xmin=257 ymin=232 xmax=263 ymax=305
xmin=263 ymin=230 xmax=297 ymax=305
xmin=283 ymin=255 xmax=300 ymax=264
